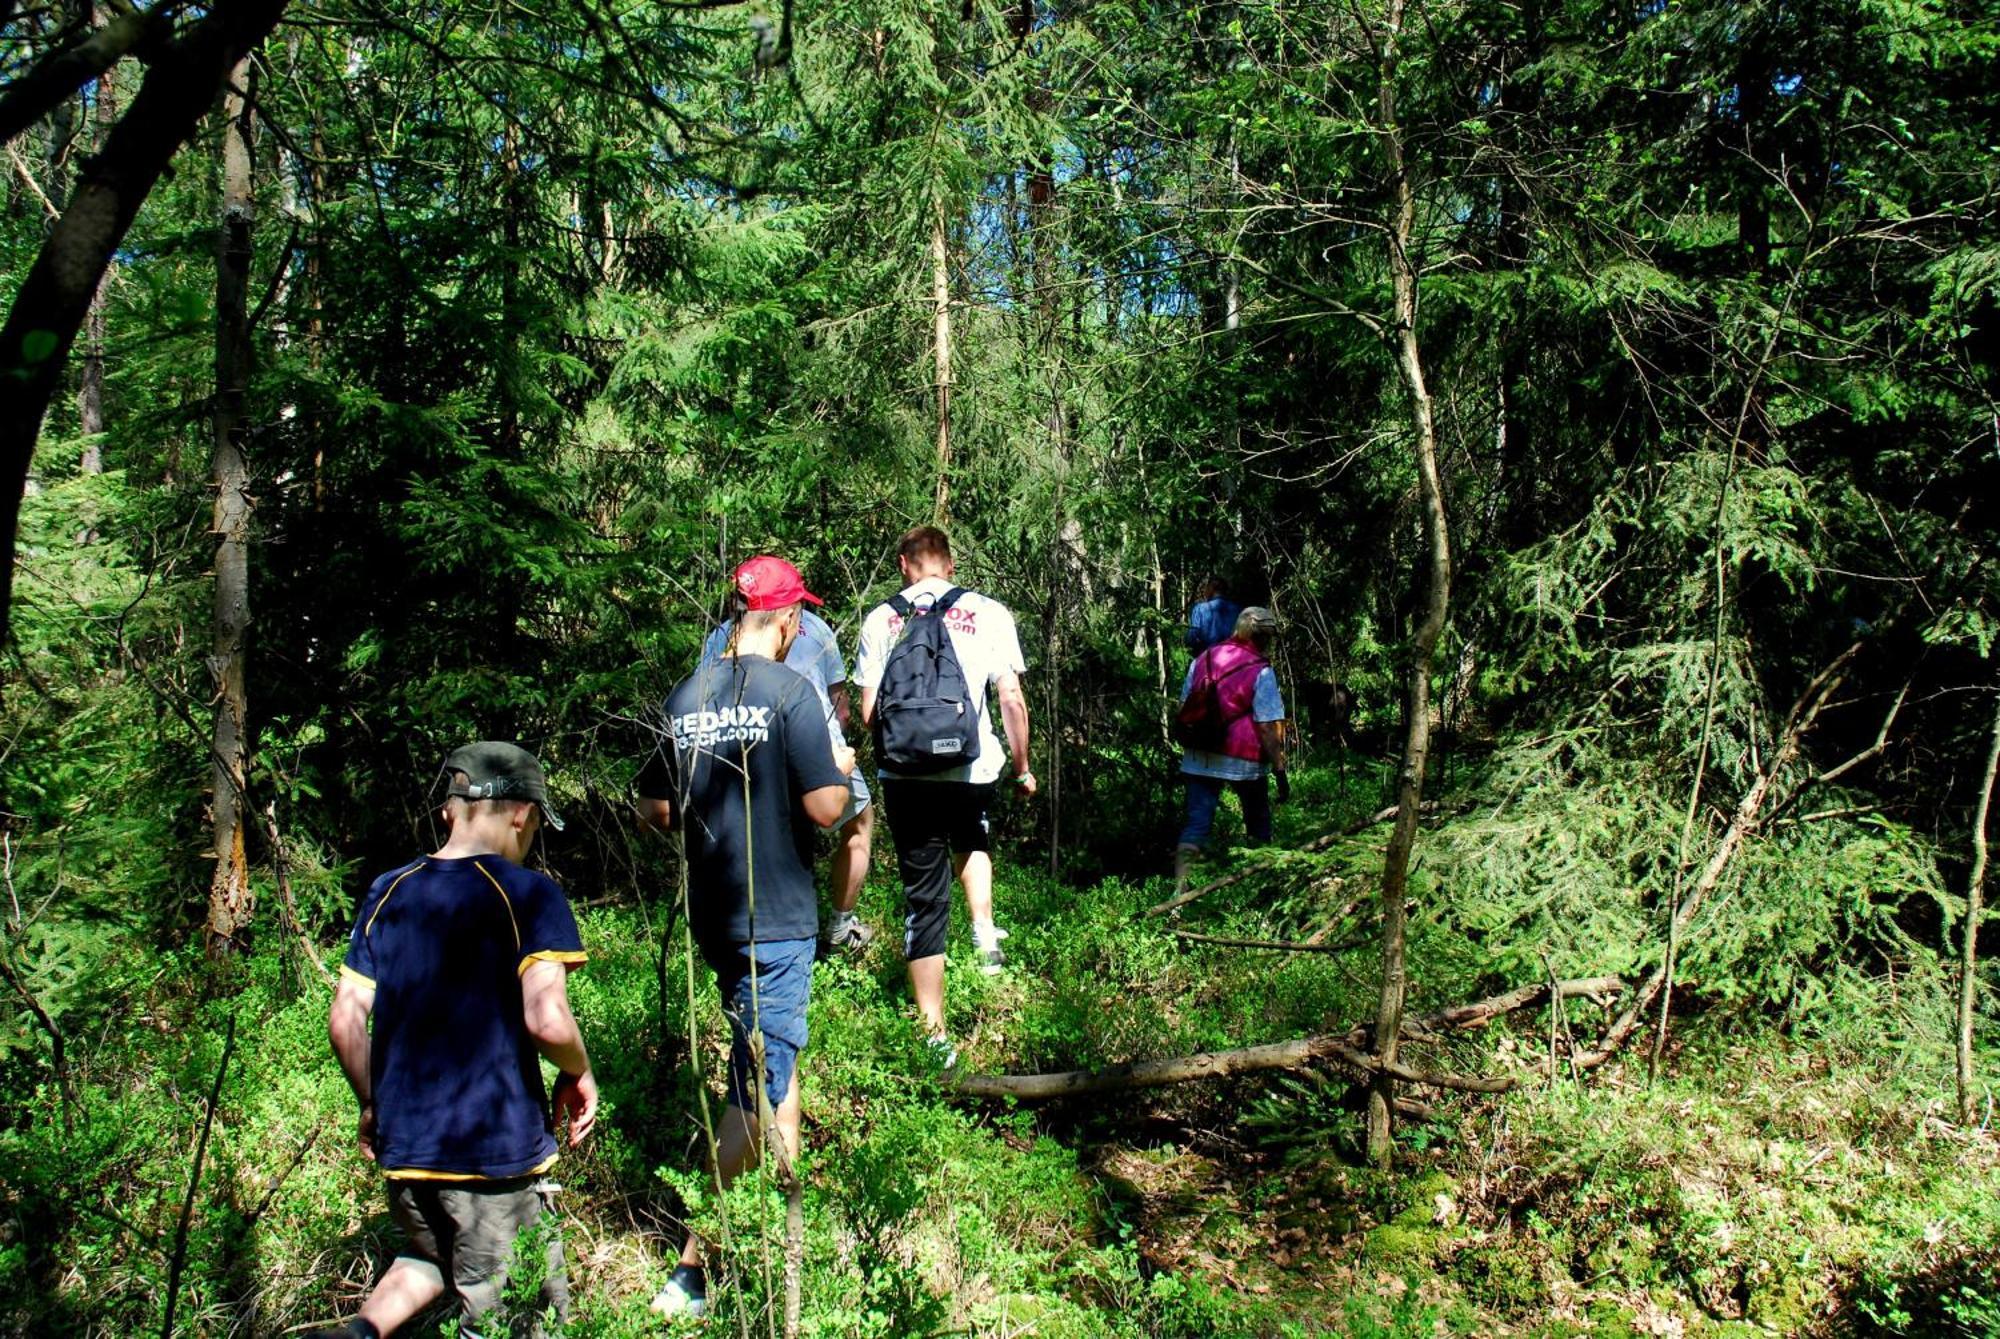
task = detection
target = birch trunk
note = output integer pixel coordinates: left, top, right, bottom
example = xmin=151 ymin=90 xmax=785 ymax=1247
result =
xmin=77 ymin=2 xmax=117 ymax=467
xmin=930 ymin=201 xmax=953 ymax=523
xmin=1366 ymin=0 xmax=1453 ymax=1170
xmin=1958 ymin=695 xmax=2000 ymax=1122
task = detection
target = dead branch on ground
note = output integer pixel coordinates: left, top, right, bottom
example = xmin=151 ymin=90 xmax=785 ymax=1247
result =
xmin=955 ymin=976 xmax=1625 ymax=1102
xmin=1172 ymin=929 xmax=1366 ymax=955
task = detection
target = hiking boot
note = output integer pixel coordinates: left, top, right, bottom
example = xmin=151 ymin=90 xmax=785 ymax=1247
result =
xmin=824 ymin=911 xmax=875 ymax=956
xmin=924 ymin=1033 xmax=959 ymax=1069
xmin=976 ymin=944 xmax=1006 ymax=976
xmin=650 ymin=1264 xmax=709 ymax=1320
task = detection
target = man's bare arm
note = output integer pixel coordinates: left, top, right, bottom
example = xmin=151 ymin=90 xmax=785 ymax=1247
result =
xmin=1254 ymin=720 xmax=1287 ymax=772
xmin=329 ymin=974 xmax=377 ymax=1158
xmin=828 ymin=680 xmax=854 ymax=732
xmin=637 ymin=796 xmax=673 ymax=831
xmin=802 ymin=780 xmax=850 ymax=828
xmin=858 ymin=685 xmax=878 ymax=729
xmin=995 ymin=672 xmax=1035 ymax=795
xmin=522 ymin=960 xmax=597 ymax=1145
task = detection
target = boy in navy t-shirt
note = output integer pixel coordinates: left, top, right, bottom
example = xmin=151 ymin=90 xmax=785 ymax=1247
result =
xmin=310 ymin=743 xmax=595 ymax=1339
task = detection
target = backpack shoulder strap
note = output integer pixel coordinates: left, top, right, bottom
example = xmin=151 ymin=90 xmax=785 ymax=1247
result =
xmin=886 ymin=594 xmax=913 ymax=619
xmin=930 ymin=586 xmax=968 ymax=614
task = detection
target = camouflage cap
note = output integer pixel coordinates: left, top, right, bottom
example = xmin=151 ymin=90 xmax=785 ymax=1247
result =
xmin=440 ymin=741 xmax=565 ymax=832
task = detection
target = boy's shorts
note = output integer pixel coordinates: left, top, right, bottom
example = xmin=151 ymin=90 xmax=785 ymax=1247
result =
xmin=700 ymin=936 xmax=816 ymax=1114
xmin=386 ymin=1175 xmax=566 ymax=1336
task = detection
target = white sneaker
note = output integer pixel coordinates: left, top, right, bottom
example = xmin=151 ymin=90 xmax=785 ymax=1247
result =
xmin=972 ymin=921 xmax=1007 ymax=975
xmin=650 ymin=1267 xmax=708 ymax=1320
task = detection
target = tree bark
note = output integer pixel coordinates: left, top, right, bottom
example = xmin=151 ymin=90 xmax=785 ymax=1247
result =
xmin=1366 ymin=0 xmax=1453 ymax=1170
xmin=0 ymin=0 xmax=292 ymax=644
xmin=497 ymin=118 xmax=523 ymax=454
xmin=930 ymin=200 xmax=953 ymax=524
xmin=76 ymin=2 xmax=117 ymax=467
xmin=205 ymin=57 xmax=257 ymax=960
xmin=0 ymin=1 xmax=164 ymax=148
xmin=1958 ymin=693 xmax=2000 ymax=1123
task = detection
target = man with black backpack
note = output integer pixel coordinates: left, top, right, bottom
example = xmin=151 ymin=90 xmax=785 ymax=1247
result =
xmin=1173 ymin=606 xmax=1288 ymax=896
xmin=853 ymin=525 xmax=1033 ymax=1061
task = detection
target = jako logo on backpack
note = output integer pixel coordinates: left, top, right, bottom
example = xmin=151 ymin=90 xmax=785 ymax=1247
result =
xmin=874 ymin=588 xmax=983 ymax=775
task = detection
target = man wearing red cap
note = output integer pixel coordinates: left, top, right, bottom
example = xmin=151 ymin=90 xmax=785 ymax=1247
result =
xmin=700 ymin=567 xmax=876 ymax=957
xmin=635 ymin=555 xmax=855 ymax=1320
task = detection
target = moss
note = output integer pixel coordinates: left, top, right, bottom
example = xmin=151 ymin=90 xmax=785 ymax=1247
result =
xmin=1585 ymin=1225 xmax=1661 ymax=1286
xmin=1583 ymin=1298 xmax=1642 ymax=1336
xmin=1363 ymin=1223 xmax=1443 ymax=1269
xmin=1745 ymin=1266 xmax=1827 ymax=1332
xmin=1448 ymin=1238 xmax=1547 ymax=1312
xmin=1392 ymin=1172 xmax=1455 ymax=1228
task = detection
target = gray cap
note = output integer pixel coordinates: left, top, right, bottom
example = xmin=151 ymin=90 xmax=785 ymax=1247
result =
xmin=1234 ymin=606 xmax=1279 ymax=638
xmin=441 ymin=742 xmax=565 ymax=832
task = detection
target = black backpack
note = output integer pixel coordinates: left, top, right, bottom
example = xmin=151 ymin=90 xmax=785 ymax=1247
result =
xmin=1172 ymin=653 xmax=1262 ymax=751
xmin=873 ymin=588 xmax=984 ymax=775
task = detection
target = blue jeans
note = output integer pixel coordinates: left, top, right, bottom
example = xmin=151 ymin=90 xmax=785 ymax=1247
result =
xmin=700 ymin=937 xmax=816 ymax=1113
xmin=1178 ymin=774 xmax=1272 ymax=848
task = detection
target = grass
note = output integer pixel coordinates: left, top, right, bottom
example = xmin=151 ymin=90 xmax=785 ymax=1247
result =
xmin=2 ymin=755 xmax=1997 ymax=1336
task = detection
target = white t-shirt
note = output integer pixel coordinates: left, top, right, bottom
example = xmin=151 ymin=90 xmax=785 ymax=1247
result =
xmin=702 ymin=609 xmax=848 ymax=748
xmin=852 ymin=576 xmax=1027 ymax=785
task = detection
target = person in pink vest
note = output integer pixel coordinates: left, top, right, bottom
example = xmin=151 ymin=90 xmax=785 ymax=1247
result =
xmin=1173 ymin=606 xmax=1289 ymax=894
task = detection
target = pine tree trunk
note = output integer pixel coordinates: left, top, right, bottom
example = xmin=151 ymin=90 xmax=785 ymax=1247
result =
xmin=205 ymin=56 xmax=256 ymax=960
xmin=930 ymin=201 xmax=953 ymax=524
xmin=1959 ymin=695 xmax=2000 ymax=1123
xmin=1366 ymin=0 xmax=1452 ymax=1170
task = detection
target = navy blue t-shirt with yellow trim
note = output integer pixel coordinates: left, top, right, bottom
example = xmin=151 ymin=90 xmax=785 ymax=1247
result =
xmin=342 ymin=855 xmax=586 ymax=1180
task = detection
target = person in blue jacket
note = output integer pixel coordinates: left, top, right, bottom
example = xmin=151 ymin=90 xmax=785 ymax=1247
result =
xmin=1184 ymin=576 xmax=1243 ymax=654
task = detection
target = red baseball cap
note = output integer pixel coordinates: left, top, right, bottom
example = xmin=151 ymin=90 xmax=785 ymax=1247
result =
xmin=734 ymin=555 xmax=823 ymax=611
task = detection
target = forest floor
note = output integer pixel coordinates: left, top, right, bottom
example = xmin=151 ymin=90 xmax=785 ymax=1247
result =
xmin=5 ymin=757 xmax=1998 ymax=1337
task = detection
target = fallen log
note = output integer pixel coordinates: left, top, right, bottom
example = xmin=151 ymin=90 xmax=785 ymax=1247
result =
xmin=954 ymin=975 xmax=1626 ymax=1103
xmin=1144 ymin=805 xmax=1398 ymax=918
xmin=955 ymin=1035 xmax=1359 ymax=1101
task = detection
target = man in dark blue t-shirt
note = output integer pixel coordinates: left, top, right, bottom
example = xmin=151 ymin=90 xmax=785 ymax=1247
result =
xmin=1185 ymin=575 xmax=1244 ymax=654
xmin=636 ymin=555 xmax=852 ymax=1320
xmin=311 ymin=743 xmax=595 ymax=1339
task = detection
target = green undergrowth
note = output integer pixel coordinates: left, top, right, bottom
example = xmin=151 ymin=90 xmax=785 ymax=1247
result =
xmin=2 ymin=754 xmax=1996 ymax=1335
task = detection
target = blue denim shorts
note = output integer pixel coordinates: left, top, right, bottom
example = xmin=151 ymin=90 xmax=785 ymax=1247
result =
xmin=700 ymin=937 xmax=816 ymax=1113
